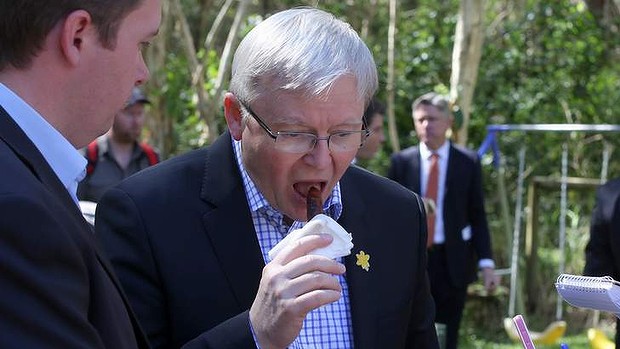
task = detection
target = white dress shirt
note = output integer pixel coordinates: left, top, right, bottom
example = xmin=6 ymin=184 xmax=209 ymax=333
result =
xmin=420 ymin=141 xmax=450 ymax=244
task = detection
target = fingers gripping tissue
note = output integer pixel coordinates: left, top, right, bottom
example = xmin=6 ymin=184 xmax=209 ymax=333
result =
xmin=268 ymin=214 xmax=354 ymax=260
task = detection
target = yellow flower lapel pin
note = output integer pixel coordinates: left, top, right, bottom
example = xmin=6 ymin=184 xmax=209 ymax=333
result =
xmin=355 ymin=250 xmax=370 ymax=271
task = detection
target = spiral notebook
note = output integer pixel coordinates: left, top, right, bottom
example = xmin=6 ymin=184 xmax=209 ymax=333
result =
xmin=555 ymin=274 xmax=620 ymax=318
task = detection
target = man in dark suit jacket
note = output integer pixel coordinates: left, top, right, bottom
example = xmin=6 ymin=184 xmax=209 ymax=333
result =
xmin=388 ymin=92 xmax=497 ymax=349
xmin=96 ymin=8 xmax=438 ymax=349
xmin=0 ymin=0 xmax=160 ymax=347
xmin=584 ymin=178 xmax=620 ymax=347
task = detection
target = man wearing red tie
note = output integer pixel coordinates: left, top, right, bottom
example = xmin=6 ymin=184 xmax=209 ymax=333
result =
xmin=388 ymin=92 xmax=498 ymax=349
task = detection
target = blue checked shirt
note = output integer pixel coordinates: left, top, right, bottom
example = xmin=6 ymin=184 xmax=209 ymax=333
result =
xmin=233 ymin=138 xmax=354 ymax=348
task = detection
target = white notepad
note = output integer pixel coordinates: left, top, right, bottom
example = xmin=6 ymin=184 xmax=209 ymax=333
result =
xmin=555 ymin=274 xmax=620 ymax=318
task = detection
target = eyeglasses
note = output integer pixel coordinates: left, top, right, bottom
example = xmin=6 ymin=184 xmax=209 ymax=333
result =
xmin=239 ymin=100 xmax=370 ymax=154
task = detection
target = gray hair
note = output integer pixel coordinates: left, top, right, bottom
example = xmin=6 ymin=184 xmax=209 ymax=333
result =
xmin=411 ymin=92 xmax=451 ymax=119
xmin=229 ymin=8 xmax=378 ymax=105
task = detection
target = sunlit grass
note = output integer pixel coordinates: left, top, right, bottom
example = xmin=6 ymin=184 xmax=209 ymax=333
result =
xmin=457 ymin=283 xmax=616 ymax=349
xmin=460 ymin=333 xmax=589 ymax=349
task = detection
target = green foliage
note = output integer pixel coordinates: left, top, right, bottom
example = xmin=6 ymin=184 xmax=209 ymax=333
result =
xmin=388 ymin=1 xmax=459 ymax=149
xmin=153 ymin=0 xmax=620 ymax=340
xmin=474 ymin=2 xmax=620 ymax=327
xmin=460 ymin=333 xmax=589 ymax=349
xmin=161 ymin=50 xmax=200 ymax=155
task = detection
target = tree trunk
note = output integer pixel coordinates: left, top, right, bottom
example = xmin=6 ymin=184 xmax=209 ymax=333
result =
xmin=386 ymin=0 xmax=400 ymax=153
xmin=145 ymin=0 xmax=173 ymax=158
xmin=585 ymin=0 xmax=620 ymax=30
xmin=170 ymin=0 xmax=216 ymax=142
xmin=212 ymin=0 xmax=250 ymax=124
xmin=360 ymin=0 xmax=378 ymax=41
xmin=449 ymin=0 xmax=486 ymax=146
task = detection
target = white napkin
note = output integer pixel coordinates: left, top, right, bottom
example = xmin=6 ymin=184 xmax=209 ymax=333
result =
xmin=268 ymin=214 xmax=354 ymax=260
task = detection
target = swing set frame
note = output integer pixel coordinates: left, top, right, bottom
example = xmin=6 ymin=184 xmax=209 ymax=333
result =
xmin=478 ymin=124 xmax=620 ymax=321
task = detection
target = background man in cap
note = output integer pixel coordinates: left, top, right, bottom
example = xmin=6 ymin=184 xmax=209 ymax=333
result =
xmin=78 ymin=87 xmax=159 ymax=203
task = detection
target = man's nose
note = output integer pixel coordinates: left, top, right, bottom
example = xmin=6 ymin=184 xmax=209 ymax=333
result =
xmin=305 ymin=138 xmax=332 ymax=168
xmin=135 ymin=55 xmax=150 ymax=86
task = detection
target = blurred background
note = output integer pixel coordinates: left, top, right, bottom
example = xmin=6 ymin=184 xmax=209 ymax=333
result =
xmin=139 ymin=0 xmax=620 ymax=346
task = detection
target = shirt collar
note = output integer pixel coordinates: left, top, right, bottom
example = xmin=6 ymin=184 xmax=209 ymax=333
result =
xmin=0 ymin=83 xmax=87 ymax=202
xmin=232 ymin=137 xmax=343 ymax=224
xmin=420 ymin=140 xmax=450 ymax=160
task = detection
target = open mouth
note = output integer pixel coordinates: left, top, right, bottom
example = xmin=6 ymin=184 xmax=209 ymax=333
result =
xmin=294 ymin=182 xmax=326 ymax=199
xmin=292 ymin=182 xmax=327 ymax=220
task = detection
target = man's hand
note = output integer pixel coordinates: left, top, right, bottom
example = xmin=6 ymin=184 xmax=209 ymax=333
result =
xmin=482 ymin=267 xmax=499 ymax=293
xmin=250 ymin=234 xmax=346 ymax=349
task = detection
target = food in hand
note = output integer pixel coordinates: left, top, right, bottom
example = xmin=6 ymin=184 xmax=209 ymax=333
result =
xmin=306 ymin=186 xmax=323 ymax=221
xmin=268 ymin=214 xmax=354 ymax=260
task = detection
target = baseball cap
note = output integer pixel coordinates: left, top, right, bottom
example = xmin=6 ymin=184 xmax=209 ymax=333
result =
xmin=126 ymin=87 xmax=151 ymax=107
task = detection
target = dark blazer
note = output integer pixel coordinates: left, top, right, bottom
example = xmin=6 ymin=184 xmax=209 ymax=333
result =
xmin=96 ymin=132 xmax=439 ymax=349
xmin=0 ymin=107 xmax=148 ymax=348
xmin=387 ymin=143 xmax=493 ymax=287
xmin=584 ymin=178 xmax=620 ymax=347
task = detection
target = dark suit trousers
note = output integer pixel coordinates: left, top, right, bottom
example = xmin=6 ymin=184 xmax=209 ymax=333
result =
xmin=428 ymin=245 xmax=467 ymax=349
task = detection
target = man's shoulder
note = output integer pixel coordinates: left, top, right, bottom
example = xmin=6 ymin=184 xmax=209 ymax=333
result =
xmin=599 ymin=178 xmax=620 ymax=196
xmin=396 ymin=145 xmax=419 ymax=155
xmin=390 ymin=145 xmax=419 ymax=161
xmin=450 ymin=142 xmax=478 ymax=159
xmin=0 ymin=143 xmax=74 ymax=220
xmin=0 ymin=140 xmax=41 ymax=192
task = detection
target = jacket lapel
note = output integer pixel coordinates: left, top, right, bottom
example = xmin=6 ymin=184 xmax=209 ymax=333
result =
xmin=0 ymin=107 xmax=81 ymax=212
xmin=442 ymin=143 xmax=460 ymax=245
xmin=411 ymin=147 xmax=422 ymax=193
xmin=0 ymin=106 xmax=104 ymax=245
xmin=200 ymin=133 xmax=265 ymax=308
xmin=0 ymin=106 xmax=150 ymax=347
xmin=445 ymin=143 xmax=458 ymax=199
xmin=339 ymin=170 xmax=378 ymax=348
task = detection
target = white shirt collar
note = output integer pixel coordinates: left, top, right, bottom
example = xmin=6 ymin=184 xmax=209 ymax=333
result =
xmin=0 ymin=83 xmax=87 ymax=204
xmin=419 ymin=140 xmax=450 ymax=160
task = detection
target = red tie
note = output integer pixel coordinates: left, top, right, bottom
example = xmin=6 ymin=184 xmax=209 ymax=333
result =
xmin=425 ymin=153 xmax=439 ymax=248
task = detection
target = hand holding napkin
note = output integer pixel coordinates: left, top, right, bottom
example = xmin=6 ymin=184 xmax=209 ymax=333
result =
xmin=268 ymin=214 xmax=353 ymax=260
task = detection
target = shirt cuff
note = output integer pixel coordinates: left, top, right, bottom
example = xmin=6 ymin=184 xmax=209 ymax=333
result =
xmin=478 ymin=258 xmax=495 ymax=269
xmin=249 ymin=318 xmax=261 ymax=349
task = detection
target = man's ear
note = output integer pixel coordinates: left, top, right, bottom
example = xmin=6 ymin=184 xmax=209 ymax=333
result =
xmin=223 ymin=92 xmax=244 ymax=141
xmin=59 ymin=10 xmax=93 ymax=66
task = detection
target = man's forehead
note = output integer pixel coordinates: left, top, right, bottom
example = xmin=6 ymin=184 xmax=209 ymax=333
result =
xmin=257 ymin=95 xmax=363 ymax=119
xmin=414 ymin=105 xmax=446 ymax=118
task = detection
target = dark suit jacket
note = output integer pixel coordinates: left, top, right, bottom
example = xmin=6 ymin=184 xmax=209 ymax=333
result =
xmin=387 ymin=143 xmax=493 ymax=287
xmin=584 ymin=178 xmax=620 ymax=346
xmin=0 ymin=106 xmax=148 ymax=348
xmin=96 ymin=132 xmax=439 ymax=349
